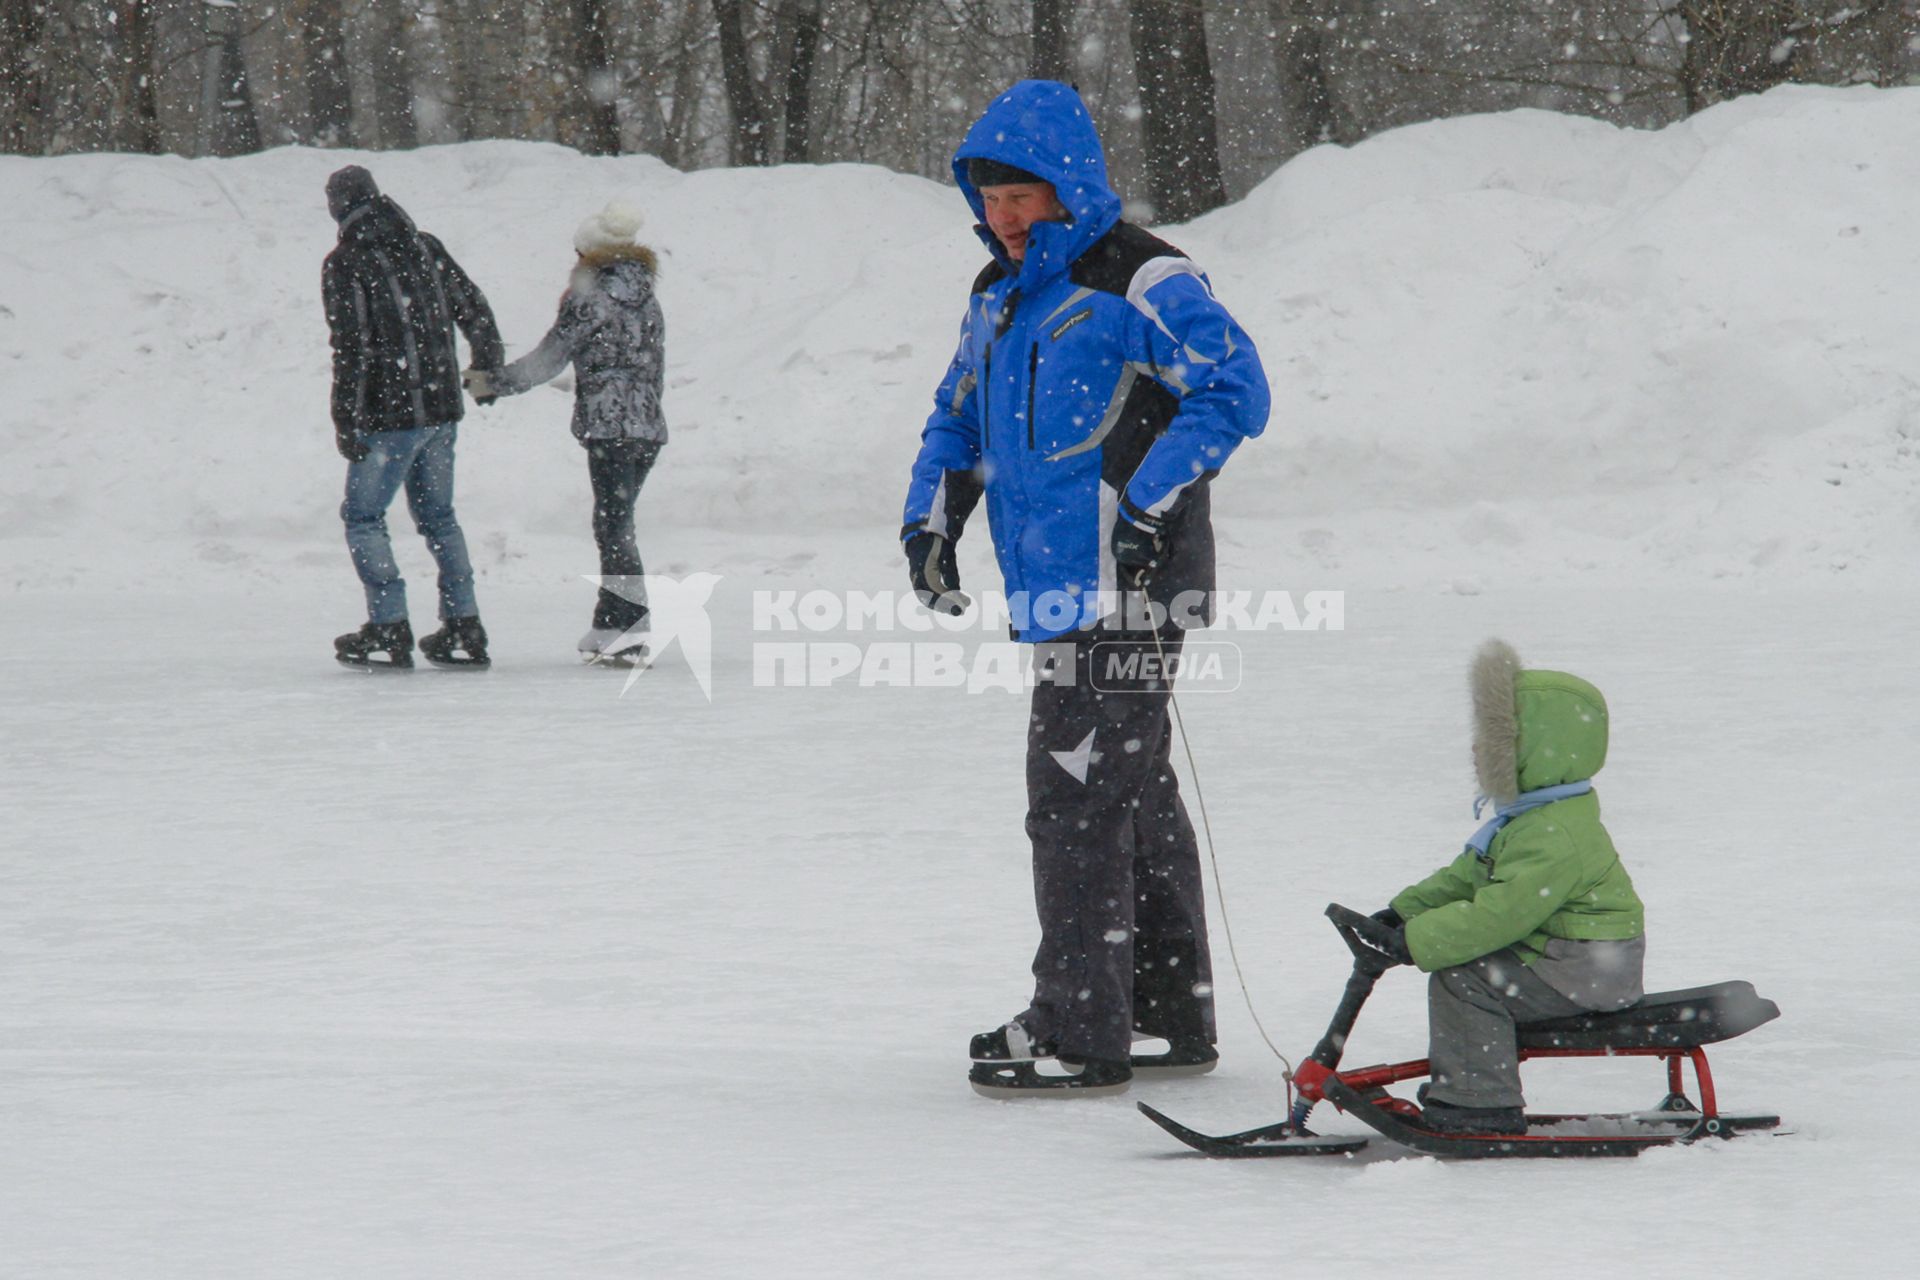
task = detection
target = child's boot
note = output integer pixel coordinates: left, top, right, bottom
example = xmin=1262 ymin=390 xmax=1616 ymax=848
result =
xmin=1418 ymin=1095 xmax=1526 ymax=1135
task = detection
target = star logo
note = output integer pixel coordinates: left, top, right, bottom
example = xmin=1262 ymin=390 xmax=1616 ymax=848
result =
xmin=589 ymin=573 xmax=722 ymax=700
xmin=1049 ymin=728 xmax=1096 ymax=784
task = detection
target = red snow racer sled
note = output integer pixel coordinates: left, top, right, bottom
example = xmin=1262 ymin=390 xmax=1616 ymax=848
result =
xmin=1141 ymin=903 xmax=1781 ymax=1159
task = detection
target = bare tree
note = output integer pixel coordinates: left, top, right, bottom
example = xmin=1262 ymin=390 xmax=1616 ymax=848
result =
xmin=781 ymin=0 xmax=823 ymax=161
xmin=712 ymin=0 xmax=770 ymax=162
xmin=1672 ymin=1 xmax=1909 ymax=111
xmin=362 ymin=0 xmax=416 ymax=149
xmin=1032 ymin=0 xmax=1072 ymax=79
xmin=294 ymin=0 xmax=351 ymax=146
xmin=1125 ymin=0 xmax=1226 ymax=222
xmin=115 ymin=1 xmax=163 ymax=154
xmin=1267 ymin=0 xmax=1341 ymax=161
xmin=0 ymin=0 xmax=43 ymax=153
xmin=199 ymin=0 xmax=262 ymax=156
xmin=5 ymin=0 xmax=1911 ymax=183
xmin=551 ymin=0 xmax=623 ymax=154
xmin=653 ymin=0 xmax=720 ymax=167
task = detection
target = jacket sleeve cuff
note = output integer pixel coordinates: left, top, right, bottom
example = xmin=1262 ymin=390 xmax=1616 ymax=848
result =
xmin=1118 ymin=494 xmax=1165 ymax=533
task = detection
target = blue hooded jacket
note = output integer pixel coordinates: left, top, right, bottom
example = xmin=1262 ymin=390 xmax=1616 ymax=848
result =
xmin=901 ymin=80 xmax=1270 ymax=641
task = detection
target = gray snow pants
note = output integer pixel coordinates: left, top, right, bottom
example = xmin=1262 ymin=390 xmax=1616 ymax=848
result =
xmin=1426 ymin=935 xmax=1647 ymax=1108
xmin=1018 ymin=635 xmax=1216 ymax=1064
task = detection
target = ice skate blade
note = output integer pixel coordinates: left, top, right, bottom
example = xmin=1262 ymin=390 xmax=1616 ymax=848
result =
xmin=968 ymin=1060 xmax=1131 ymax=1098
xmin=423 ymin=656 xmax=491 ymax=669
xmin=583 ymin=645 xmax=650 ymax=669
xmin=1131 ymin=1058 xmax=1219 ymax=1080
xmin=335 ymin=654 xmax=413 ymax=671
xmin=969 ymin=1077 xmax=1132 ymax=1100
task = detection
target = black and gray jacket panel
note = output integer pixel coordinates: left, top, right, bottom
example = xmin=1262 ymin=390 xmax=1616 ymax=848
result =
xmin=322 ymin=197 xmax=502 ymax=441
xmin=1064 ymin=223 xmax=1219 ymax=626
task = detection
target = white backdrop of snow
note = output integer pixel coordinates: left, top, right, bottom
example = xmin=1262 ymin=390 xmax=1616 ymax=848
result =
xmin=2 ymin=85 xmax=1918 ymax=1277
xmin=4 ymin=84 xmax=1918 ymax=591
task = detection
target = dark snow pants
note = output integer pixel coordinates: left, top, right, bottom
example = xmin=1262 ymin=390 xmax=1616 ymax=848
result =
xmin=1426 ymin=936 xmax=1646 ymax=1108
xmin=585 ymin=439 xmax=660 ymax=630
xmin=1019 ymin=634 xmax=1217 ymax=1064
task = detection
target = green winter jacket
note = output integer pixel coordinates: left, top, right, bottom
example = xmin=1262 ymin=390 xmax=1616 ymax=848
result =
xmin=1391 ymin=668 xmax=1644 ymax=972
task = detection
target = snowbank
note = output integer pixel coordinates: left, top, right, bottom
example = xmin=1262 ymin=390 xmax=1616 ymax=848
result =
xmin=3 ymin=85 xmax=1916 ymax=591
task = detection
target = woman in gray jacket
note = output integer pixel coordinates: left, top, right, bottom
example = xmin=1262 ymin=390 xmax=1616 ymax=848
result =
xmin=468 ymin=202 xmax=666 ymax=663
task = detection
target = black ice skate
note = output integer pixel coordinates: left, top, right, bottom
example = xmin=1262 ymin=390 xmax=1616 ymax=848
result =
xmin=1129 ymin=1033 xmax=1220 ymax=1079
xmin=970 ymin=1052 xmax=1133 ymax=1098
xmin=335 ymin=620 xmax=414 ymax=670
xmin=968 ymin=1022 xmax=1132 ymax=1097
xmin=969 ymin=1021 xmax=1057 ymax=1063
xmin=419 ymin=616 xmax=490 ymax=668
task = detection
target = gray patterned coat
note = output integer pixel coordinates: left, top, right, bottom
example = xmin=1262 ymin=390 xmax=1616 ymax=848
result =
xmin=493 ymin=248 xmax=666 ymax=444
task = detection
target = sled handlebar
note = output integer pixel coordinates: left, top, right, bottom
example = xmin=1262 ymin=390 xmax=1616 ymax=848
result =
xmin=1292 ymin=904 xmax=1397 ymax=1078
xmin=1325 ymin=902 xmax=1397 ymax=970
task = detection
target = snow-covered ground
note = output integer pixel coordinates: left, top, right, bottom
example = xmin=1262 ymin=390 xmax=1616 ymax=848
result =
xmin=4 ymin=86 xmax=1920 ymax=1276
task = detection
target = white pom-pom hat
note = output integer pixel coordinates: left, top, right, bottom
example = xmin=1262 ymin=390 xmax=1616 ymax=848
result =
xmin=574 ymin=200 xmax=646 ymax=256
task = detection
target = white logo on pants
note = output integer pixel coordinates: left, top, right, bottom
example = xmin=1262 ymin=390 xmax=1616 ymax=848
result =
xmin=1049 ymin=729 xmax=1096 ymax=784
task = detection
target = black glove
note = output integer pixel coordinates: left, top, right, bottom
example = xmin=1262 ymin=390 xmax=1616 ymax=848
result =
xmin=1110 ymin=514 xmax=1163 ymax=587
xmin=335 ymin=423 xmax=369 ymax=463
xmin=1353 ymin=911 xmax=1413 ymax=968
xmin=904 ymin=531 xmax=967 ymax=616
xmin=1371 ymin=907 xmax=1404 ymax=930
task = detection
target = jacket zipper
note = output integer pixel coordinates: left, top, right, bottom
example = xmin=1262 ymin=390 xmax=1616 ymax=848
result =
xmin=982 ymin=347 xmax=992 ymax=449
xmin=1026 ymin=343 xmax=1038 ymax=449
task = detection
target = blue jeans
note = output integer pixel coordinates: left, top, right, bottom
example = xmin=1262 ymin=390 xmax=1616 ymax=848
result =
xmin=341 ymin=422 xmax=477 ymax=624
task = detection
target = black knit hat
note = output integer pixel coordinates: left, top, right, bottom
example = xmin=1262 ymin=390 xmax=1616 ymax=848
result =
xmin=325 ymin=165 xmax=380 ymax=223
xmin=966 ymin=156 xmax=1047 ymax=188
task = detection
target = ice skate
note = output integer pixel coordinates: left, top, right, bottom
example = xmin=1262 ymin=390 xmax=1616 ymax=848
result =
xmin=968 ymin=1020 xmax=1131 ymax=1097
xmin=334 ymin=620 xmax=414 ymax=670
xmin=1129 ymin=1033 xmax=1219 ymax=1079
xmin=579 ymin=625 xmax=649 ymax=668
xmin=419 ymin=616 xmax=490 ymax=668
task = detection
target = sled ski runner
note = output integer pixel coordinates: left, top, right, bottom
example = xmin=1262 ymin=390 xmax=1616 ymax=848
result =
xmin=1316 ymin=1077 xmax=1772 ymax=1158
xmin=1137 ymin=1102 xmax=1368 ymax=1157
xmin=1142 ymin=904 xmax=1782 ymax=1159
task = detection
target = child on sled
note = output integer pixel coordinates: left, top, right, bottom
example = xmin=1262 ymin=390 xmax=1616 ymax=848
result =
xmin=1359 ymin=639 xmax=1646 ymax=1135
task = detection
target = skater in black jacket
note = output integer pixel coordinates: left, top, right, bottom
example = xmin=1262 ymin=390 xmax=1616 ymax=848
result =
xmin=322 ymin=165 xmax=503 ymax=669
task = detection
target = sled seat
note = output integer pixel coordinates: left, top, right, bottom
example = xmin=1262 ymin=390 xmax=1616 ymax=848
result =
xmin=1519 ymin=981 xmax=1779 ymax=1052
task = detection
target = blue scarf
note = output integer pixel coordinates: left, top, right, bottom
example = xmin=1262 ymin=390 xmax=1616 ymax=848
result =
xmin=1465 ymin=781 xmax=1593 ymax=857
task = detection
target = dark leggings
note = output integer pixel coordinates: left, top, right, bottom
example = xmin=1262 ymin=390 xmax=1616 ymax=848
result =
xmin=585 ymin=438 xmax=661 ymax=630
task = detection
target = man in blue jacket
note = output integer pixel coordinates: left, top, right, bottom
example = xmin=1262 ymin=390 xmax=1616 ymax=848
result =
xmin=902 ymin=81 xmax=1270 ymax=1095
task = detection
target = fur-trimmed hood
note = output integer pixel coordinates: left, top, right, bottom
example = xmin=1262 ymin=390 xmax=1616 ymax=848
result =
xmin=575 ymin=241 xmax=659 ymax=274
xmin=1470 ymin=639 xmax=1609 ymax=803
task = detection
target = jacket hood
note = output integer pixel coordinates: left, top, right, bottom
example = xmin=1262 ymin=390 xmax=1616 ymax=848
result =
xmin=1471 ymin=639 xmax=1609 ymax=801
xmin=572 ymin=253 xmax=656 ymax=305
xmin=952 ymin=79 xmax=1121 ymax=283
xmin=326 ymin=164 xmax=380 ymax=224
xmin=338 ymin=194 xmax=417 ymax=247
